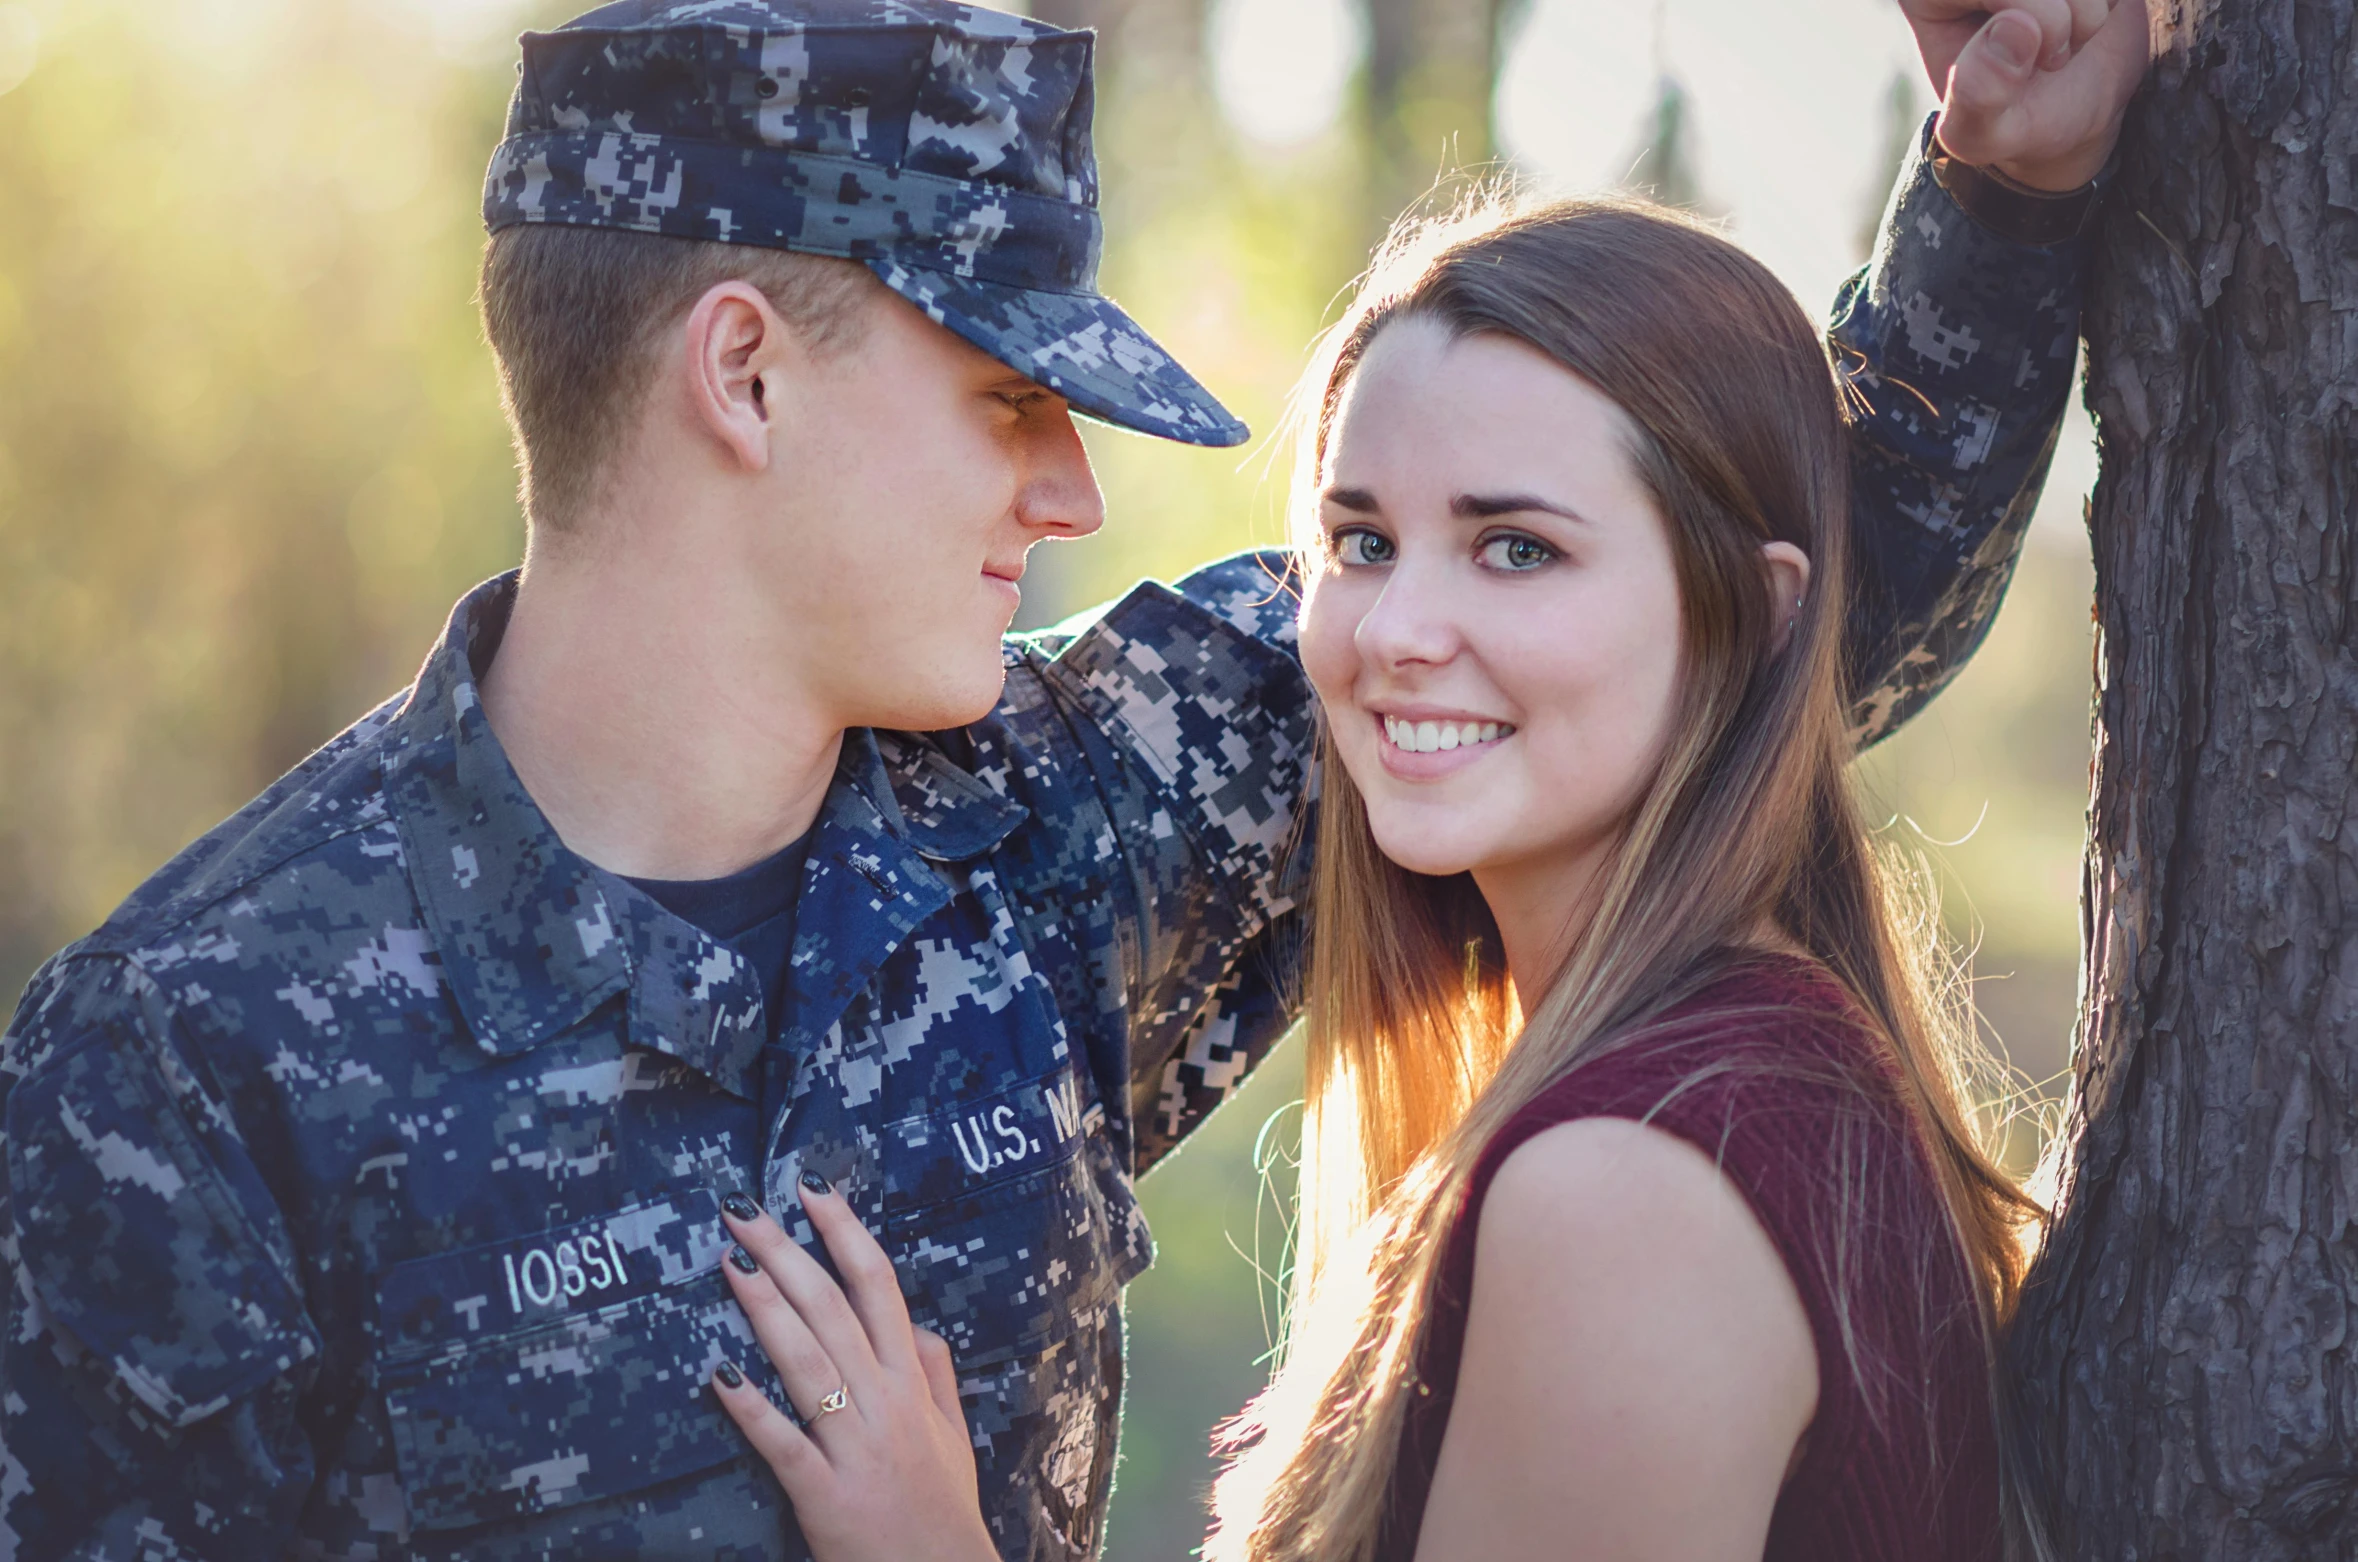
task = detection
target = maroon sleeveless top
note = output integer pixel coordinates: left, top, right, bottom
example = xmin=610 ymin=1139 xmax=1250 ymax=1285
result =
xmin=1379 ymin=955 xmax=2002 ymax=1561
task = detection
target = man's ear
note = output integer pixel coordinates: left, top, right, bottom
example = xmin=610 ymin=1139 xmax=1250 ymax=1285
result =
xmin=1760 ymin=541 xmax=1812 ymax=655
xmin=679 ymin=281 xmax=791 ymax=474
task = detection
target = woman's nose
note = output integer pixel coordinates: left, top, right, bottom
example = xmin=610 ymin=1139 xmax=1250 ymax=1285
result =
xmin=1353 ymin=563 xmax=1464 ymax=670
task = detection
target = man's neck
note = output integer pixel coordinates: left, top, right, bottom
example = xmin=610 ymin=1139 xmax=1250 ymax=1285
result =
xmin=479 ymin=544 xmax=844 ymax=883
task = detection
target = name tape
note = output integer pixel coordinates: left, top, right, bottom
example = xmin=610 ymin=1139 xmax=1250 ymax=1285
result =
xmin=376 ymin=1186 xmax=732 ymax=1355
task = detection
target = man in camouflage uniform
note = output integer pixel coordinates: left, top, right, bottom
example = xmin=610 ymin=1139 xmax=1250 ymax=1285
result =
xmin=0 ymin=0 xmax=2110 ymax=1557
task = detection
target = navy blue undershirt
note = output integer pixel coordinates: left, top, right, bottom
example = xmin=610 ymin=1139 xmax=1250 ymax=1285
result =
xmin=624 ymin=834 xmax=811 ymax=1124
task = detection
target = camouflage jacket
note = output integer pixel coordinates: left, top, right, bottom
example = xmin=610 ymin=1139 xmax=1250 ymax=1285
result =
xmin=0 ymin=128 xmax=2082 ymax=1562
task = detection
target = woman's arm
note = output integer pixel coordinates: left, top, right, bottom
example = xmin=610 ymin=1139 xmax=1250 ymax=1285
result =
xmin=1416 ymin=1118 xmax=1818 ymax=1562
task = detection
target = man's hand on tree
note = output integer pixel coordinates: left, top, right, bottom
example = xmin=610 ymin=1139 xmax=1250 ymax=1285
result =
xmin=1900 ymin=0 xmax=2154 ymax=193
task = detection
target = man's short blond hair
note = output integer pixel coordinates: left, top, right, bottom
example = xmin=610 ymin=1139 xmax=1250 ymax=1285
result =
xmin=478 ymin=227 xmax=877 ymax=531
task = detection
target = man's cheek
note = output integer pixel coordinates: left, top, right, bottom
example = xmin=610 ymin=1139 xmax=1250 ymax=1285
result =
xmin=866 ymin=600 xmax=1002 ymax=688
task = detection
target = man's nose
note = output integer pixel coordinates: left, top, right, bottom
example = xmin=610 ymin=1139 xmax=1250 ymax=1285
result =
xmin=1017 ymin=404 xmax=1105 ymax=540
xmin=1354 ymin=559 xmax=1464 ymax=669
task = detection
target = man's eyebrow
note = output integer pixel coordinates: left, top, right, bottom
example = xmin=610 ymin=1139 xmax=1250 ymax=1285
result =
xmin=1452 ymin=492 xmax=1590 ymax=524
xmin=1321 ymin=486 xmax=1382 ymax=513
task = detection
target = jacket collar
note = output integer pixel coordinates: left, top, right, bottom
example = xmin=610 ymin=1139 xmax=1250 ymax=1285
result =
xmin=385 ymin=574 xmax=1029 ymax=1098
xmin=763 ymin=727 xmax=1030 ymax=1063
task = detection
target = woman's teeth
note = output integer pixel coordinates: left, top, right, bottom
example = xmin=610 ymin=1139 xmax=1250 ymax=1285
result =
xmin=1382 ymin=715 xmax=1513 ymax=754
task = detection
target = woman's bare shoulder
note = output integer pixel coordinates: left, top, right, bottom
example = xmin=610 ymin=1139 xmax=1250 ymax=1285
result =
xmin=1475 ymin=1115 xmax=1820 ymax=1355
xmin=1413 ymin=1118 xmax=1818 ymax=1560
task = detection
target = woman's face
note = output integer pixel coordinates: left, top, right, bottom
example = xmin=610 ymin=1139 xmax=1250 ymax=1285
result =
xmin=1298 ymin=318 xmax=1687 ymax=910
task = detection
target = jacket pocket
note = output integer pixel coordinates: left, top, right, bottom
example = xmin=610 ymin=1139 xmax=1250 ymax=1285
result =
xmin=884 ymin=1105 xmax=1148 ymax=1373
xmin=9 ymin=1028 xmax=321 ymax=1429
xmin=372 ymin=1185 xmax=785 ymax=1533
xmin=897 ymin=1166 xmax=1135 ymax=1561
xmin=876 ymin=1062 xmax=1100 ymax=1215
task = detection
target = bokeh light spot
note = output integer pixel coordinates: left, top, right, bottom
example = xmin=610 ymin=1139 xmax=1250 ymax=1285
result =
xmin=1209 ymin=0 xmax=1363 ymax=149
xmin=0 ymin=5 xmax=39 ymax=98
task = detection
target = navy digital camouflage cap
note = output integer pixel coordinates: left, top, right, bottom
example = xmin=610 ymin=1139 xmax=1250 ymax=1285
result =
xmin=483 ymin=0 xmax=1247 ymax=447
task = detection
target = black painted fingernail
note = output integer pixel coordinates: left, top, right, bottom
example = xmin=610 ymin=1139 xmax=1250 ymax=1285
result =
xmin=729 ymin=1246 xmax=760 ymax=1275
xmin=721 ymin=1192 xmax=761 ymax=1222
xmin=799 ymin=1170 xmax=833 ymax=1195
xmin=714 ymin=1360 xmax=744 ymax=1389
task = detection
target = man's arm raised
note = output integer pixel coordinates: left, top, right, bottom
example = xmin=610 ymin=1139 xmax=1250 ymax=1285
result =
xmin=1006 ymin=552 xmax=1313 ymax=1173
xmin=1840 ymin=0 xmax=2149 ymax=743
xmin=1000 ymin=3 xmax=2153 ymax=1165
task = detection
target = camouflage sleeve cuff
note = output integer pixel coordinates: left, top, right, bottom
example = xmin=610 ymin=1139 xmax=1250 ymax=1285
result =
xmin=1041 ymin=556 xmax=1314 ymax=933
xmin=1013 ymin=550 xmax=1303 ymax=659
xmin=1834 ymin=114 xmax=2085 ymax=744
xmin=1161 ymin=549 xmax=1304 ymax=661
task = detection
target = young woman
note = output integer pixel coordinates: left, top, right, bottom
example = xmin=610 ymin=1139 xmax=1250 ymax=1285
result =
xmin=703 ymin=192 xmax=2052 ymax=1562
xmin=1198 ymin=198 xmax=2046 ymax=1562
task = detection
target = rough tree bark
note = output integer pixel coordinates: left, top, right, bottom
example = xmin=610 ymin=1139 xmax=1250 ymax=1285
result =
xmin=2009 ymin=1 xmax=2358 ymax=1556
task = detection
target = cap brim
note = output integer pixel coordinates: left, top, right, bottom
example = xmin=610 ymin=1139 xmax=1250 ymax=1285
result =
xmin=865 ymin=261 xmax=1249 ymax=449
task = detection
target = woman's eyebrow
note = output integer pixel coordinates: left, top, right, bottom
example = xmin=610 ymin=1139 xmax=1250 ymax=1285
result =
xmin=1452 ymin=492 xmax=1590 ymax=524
xmin=1322 ymin=486 xmax=1382 ymax=513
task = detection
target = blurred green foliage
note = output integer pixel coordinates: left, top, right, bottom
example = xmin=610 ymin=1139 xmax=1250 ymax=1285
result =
xmin=0 ymin=1 xmax=2095 ymax=1556
xmin=0 ymin=0 xmax=527 ymax=989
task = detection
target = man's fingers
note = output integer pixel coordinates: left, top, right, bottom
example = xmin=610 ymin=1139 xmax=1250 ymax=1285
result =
xmin=2064 ymin=0 xmax=2115 ymax=51
xmin=914 ymin=1327 xmax=964 ymax=1426
xmin=1938 ymin=9 xmax=2042 ymax=166
xmin=796 ymin=1176 xmax=921 ymax=1375
xmin=1943 ymin=0 xmax=2150 ymax=188
xmin=1983 ymin=0 xmax=2075 ymax=68
xmin=2084 ymin=0 xmax=2155 ymax=91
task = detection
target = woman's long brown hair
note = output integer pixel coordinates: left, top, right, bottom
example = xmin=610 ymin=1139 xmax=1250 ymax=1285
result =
xmin=1205 ymin=195 xmax=2049 ymax=1561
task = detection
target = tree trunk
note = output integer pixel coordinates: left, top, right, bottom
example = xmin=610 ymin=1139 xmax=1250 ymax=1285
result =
xmin=2010 ymin=1 xmax=2358 ymax=1555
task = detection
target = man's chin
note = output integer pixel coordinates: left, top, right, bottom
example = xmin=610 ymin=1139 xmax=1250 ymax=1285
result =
xmin=859 ymin=662 xmax=1010 ymax=734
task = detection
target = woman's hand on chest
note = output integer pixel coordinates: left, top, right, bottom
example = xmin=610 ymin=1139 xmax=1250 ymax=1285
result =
xmin=711 ymin=1179 xmax=1000 ymax=1562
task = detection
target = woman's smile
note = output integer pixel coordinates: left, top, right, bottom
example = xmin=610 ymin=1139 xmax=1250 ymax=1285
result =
xmin=1373 ymin=710 xmax=1517 ymax=778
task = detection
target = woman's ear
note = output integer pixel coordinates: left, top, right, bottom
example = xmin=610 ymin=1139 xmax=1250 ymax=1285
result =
xmin=1760 ymin=541 xmax=1812 ymax=655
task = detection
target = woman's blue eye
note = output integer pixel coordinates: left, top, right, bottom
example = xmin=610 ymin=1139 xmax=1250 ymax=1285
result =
xmin=1478 ymin=532 xmax=1555 ymax=572
xmin=1333 ymin=528 xmax=1396 ymax=566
